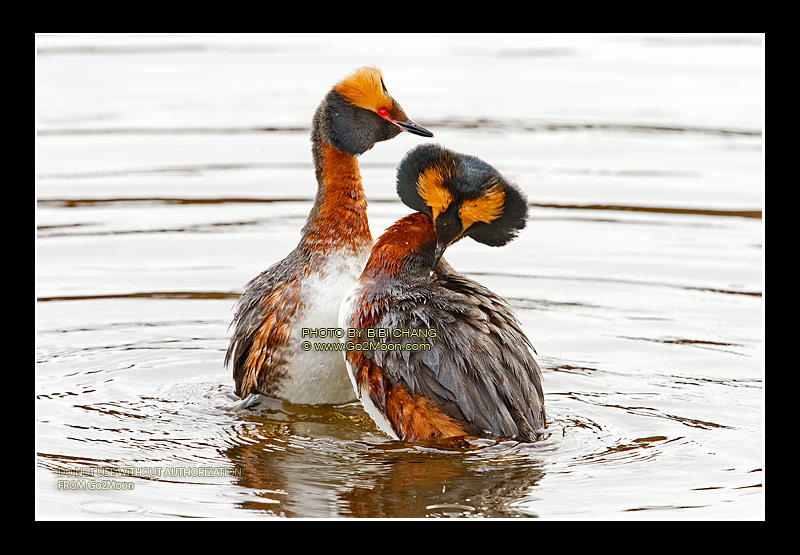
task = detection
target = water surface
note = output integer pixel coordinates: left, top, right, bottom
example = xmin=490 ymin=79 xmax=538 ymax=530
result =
xmin=35 ymin=33 xmax=764 ymax=519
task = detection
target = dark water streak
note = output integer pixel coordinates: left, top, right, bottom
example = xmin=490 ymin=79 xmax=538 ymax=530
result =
xmin=37 ymin=197 xmax=762 ymax=219
xmin=37 ymin=120 xmax=761 ymax=138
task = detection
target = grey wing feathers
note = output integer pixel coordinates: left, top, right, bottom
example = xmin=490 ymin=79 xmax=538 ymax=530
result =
xmin=367 ymin=268 xmax=545 ymax=441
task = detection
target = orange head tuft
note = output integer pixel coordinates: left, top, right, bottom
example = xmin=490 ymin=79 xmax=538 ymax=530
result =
xmin=333 ymin=66 xmax=393 ymax=115
xmin=395 ymin=144 xmax=528 ymax=269
xmin=326 ymin=66 xmax=433 ymax=146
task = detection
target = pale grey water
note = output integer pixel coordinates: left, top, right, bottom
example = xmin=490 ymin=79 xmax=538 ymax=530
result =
xmin=35 ymin=33 xmax=764 ymax=519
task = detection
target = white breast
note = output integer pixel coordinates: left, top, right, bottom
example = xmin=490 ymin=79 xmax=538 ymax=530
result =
xmin=337 ymin=280 xmax=400 ymax=440
xmin=276 ymin=247 xmax=370 ymax=405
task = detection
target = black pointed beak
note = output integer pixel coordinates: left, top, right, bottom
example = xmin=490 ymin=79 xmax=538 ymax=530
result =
xmin=395 ymin=119 xmax=434 ymax=138
xmin=431 ymin=240 xmax=447 ymax=274
xmin=429 ymin=205 xmax=463 ymax=275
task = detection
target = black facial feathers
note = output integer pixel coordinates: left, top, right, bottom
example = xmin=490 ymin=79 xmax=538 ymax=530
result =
xmin=396 ymin=144 xmax=529 ymax=248
xmin=315 ymin=90 xmax=401 ymax=156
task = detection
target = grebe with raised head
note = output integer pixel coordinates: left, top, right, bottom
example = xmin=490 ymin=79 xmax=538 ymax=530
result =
xmin=226 ymin=67 xmax=433 ymax=405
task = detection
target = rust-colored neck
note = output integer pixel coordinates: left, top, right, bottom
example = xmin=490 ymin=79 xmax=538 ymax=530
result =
xmin=361 ymin=212 xmax=436 ymax=280
xmin=302 ymin=140 xmax=372 ymax=254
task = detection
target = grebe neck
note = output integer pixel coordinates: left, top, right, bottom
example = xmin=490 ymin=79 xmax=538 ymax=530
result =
xmin=301 ymin=137 xmax=372 ymax=255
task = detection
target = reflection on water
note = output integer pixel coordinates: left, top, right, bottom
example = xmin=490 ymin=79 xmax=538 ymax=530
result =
xmin=36 ymin=33 xmax=763 ymax=519
xmin=222 ymin=399 xmax=547 ymax=518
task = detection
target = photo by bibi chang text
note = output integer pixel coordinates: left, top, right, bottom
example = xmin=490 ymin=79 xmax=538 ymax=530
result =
xmin=301 ymin=327 xmax=438 ymax=352
xmin=301 ymin=327 xmax=438 ymax=339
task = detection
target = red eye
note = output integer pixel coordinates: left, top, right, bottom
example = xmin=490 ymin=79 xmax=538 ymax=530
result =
xmin=377 ymin=107 xmax=389 ymax=118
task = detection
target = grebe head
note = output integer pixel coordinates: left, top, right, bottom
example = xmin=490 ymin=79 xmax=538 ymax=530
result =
xmin=317 ymin=66 xmax=433 ymax=156
xmin=396 ymin=143 xmax=528 ymax=268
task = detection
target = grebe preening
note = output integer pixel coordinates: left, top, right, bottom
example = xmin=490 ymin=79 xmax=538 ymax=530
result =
xmin=339 ymin=144 xmax=545 ymax=442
